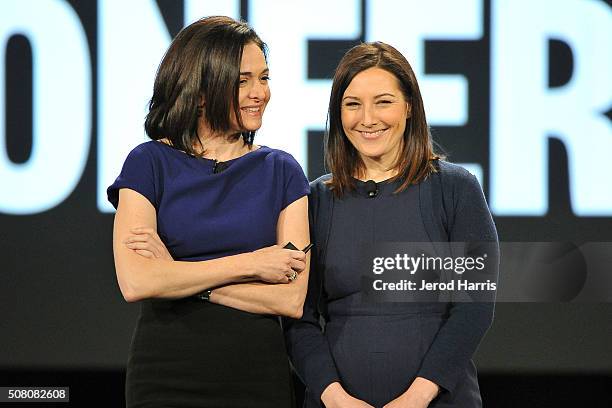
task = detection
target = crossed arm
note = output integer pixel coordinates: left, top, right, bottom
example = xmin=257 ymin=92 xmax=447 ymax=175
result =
xmin=208 ymin=195 xmax=311 ymax=318
xmin=112 ymin=188 xmax=309 ymax=318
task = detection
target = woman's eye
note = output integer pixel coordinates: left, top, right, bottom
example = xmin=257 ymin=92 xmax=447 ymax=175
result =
xmin=344 ymin=102 xmax=360 ymax=107
xmin=260 ymin=75 xmax=270 ymax=81
xmin=377 ymin=100 xmax=392 ymax=104
xmin=239 ymin=78 xmax=248 ymax=85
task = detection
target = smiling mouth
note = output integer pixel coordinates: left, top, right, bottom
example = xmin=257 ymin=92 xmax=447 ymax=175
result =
xmin=359 ymin=129 xmax=388 ymax=139
xmin=241 ymin=106 xmax=263 ymax=116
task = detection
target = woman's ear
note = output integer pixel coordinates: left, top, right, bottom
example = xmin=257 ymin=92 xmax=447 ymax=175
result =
xmin=406 ymin=102 xmax=411 ymax=119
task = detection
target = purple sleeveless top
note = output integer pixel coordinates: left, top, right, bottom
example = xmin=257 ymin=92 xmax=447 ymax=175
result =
xmin=107 ymin=141 xmax=309 ymax=261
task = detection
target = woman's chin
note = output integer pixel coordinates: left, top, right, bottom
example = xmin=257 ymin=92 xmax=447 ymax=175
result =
xmin=240 ymin=117 xmax=263 ymax=130
xmin=357 ymin=149 xmax=387 ymax=161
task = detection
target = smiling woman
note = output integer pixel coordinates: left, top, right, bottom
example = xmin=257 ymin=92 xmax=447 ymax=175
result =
xmin=284 ymin=42 xmax=499 ymax=408
xmin=324 ymin=42 xmax=438 ymax=198
xmin=144 ymin=17 xmax=271 ymax=154
xmin=107 ymin=16 xmax=310 ymax=408
xmin=237 ymin=43 xmax=271 ymax=130
xmin=340 ymin=67 xmax=411 ymax=178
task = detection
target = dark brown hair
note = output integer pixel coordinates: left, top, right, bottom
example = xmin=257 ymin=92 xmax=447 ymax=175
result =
xmin=144 ymin=16 xmax=267 ymax=156
xmin=325 ymin=41 xmax=441 ymax=196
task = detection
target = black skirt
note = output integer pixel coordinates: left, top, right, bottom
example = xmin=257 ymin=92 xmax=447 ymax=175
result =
xmin=126 ymin=298 xmax=295 ymax=408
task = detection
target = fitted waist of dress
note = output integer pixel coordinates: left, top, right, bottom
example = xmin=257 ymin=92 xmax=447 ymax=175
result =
xmin=138 ymin=296 xmax=281 ymax=327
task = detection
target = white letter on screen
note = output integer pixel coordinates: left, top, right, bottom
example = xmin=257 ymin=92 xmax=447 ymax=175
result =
xmin=366 ymin=0 xmax=482 ymax=126
xmin=184 ymin=0 xmax=239 ymax=25
xmin=98 ymin=0 xmax=241 ymax=213
xmin=491 ymin=0 xmax=612 ymax=216
xmin=0 ymin=0 xmax=90 ymax=215
xmin=97 ymin=0 xmax=170 ymax=213
xmin=248 ymin=0 xmax=361 ymax=172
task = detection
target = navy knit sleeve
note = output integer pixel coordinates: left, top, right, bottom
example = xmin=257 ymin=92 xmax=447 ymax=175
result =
xmin=107 ymin=143 xmax=159 ymax=210
xmin=284 ymin=180 xmax=340 ymax=402
xmin=284 ymin=265 xmax=340 ymax=401
xmin=417 ymin=168 xmax=500 ymax=397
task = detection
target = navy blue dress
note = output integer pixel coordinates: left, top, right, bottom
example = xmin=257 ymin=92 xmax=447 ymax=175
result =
xmin=285 ymin=163 xmax=499 ymax=408
xmin=108 ymin=141 xmax=309 ymax=408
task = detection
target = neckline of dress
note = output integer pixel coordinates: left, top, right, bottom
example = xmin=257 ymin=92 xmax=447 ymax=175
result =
xmin=352 ymin=176 xmax=396 ymax=185
xmin=154 ymin=140 xmax=268 ymax=164
xmin=351 ymin=176 xmax=404 ymax=197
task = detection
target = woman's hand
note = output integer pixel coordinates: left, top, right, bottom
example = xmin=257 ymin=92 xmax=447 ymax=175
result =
xmin=124 ymin=227 xmax=173 ymax=260
xmin=248 ymin=245 xmax=306 ymax=284
xmin=321 ymin=382 xmax=374 ymax=408
xmin=124 ymin=229 xmax=305 ymax=284
xmin=383 ymin=377 xmax=439 ymax=408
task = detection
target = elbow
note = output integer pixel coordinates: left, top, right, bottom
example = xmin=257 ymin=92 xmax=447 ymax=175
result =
xmin=284 ymin=275 xmax=310 ymax=319
xmin=116 ymin=266 xmax=153 ymax=303
xmin=281 ymin=305 xmax=303 ymax=320
xmin=463 ymin=302 xmax=495 ymax=333
xmin=272 ymin=289 xmax=305 ymax=319
xmin=290 ymin=304 xmax=304 ymax=319
xmin=284 ymin=292 xmax=306 ymax=319
xmin=121 ymin=286 xmax=143 ymax=303
xmin=118 ymin=280 xmax=146 ymax=303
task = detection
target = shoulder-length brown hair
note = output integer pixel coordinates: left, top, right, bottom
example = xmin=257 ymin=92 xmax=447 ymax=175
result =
xmin=325 ymin=41 xmax=440 ymax=197
xmin=144 ymin=16 xmax=267 ymax=156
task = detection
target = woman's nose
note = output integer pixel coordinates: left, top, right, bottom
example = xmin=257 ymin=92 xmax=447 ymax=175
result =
xmin=249 ymin=81 xmax=267 ymax=100
xmin=360 ymin=104 xmax=378 ymax=127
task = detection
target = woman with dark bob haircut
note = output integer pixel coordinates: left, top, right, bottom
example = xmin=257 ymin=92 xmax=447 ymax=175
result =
xmin=107 ymin=16 xmax=310 ymax=407
xmin=285 ymin=42 xmax=499 ymax=407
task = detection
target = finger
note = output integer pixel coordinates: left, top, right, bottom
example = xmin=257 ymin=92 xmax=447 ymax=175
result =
xmin=125 ymin=233 xmax=154 ymax=244
xmin=126 ymin=242 xmax=160 ymax=257
xmin=133 ymin=229 xmax=165 ymax=248
xmin=134 ymin=249 xmax=154 ymax=258
xmin=130 ymin=227 xmax=155 ymax=235
xmin=124 ymin=234 xmax=153 ymax=243
xmin=136 ymin=234 xmax=167 ymax=255
xmin=133 ymin=239 xmax=163 ymax=257
xmin=133 ymin=238 xmax=161 ymax=253
xmin=290 ymin=259 xmax=306 ymax=272
xmin=287 ymin=249 xmax=306 ymax=260
xmin=153 ymin=235 xmax=167 ymax=249
xmin=286 ymin=269 xmax=300 ymax=282
xmin=130 ymin=227 xmax=148 ymax=233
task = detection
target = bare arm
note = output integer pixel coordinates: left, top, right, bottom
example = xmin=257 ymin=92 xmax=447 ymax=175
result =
xmin=113 ymin=189 xmax=304 ymax=302
xmin=209 ymin=196 xmax=310 ymax=318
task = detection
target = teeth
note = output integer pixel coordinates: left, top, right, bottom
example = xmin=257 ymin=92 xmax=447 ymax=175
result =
xmin=361 ymin=129 xmax=386 ymax=137
xmin=244 ymin=107 xmax=259 ymax=112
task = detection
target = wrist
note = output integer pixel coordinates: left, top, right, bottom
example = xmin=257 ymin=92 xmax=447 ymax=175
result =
xmin=321 ymin=382 xmax=347 ymax=407
xmin=234 ymin=252 xmax=257 ymax=280
xmin=412 ymin=377 xmax=440 ymax=402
